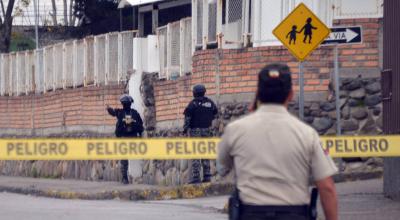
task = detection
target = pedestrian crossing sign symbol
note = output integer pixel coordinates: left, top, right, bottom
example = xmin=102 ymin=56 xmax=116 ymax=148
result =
xmin=273 ymin=3 xmax=331 ymax=61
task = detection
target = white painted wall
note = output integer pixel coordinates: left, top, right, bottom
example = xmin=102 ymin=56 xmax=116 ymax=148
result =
xmin=128 ymin=35 xmax=160 ymax=180
xmin=130 ymin=38 xmax=146 ymax=120
xmin=129 ymin=35 xmax=160 ymax=119
xmin=334 ymin=0 xmax=383 ymax=19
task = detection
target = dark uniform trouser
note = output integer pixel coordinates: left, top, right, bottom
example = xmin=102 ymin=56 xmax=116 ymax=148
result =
xmin=239 ymin=205 xmax=308 ymax=220
xmin=190 ymin=128 xmax=211 ymax=182
xmin=120 ymin=160 xmax=129 ymax=180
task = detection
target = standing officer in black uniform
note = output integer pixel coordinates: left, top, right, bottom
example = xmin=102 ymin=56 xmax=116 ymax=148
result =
xmin=106 ymin=94 xmax=144 ymax=184
xmin=183 ymin=84 xmax=218 ymax=184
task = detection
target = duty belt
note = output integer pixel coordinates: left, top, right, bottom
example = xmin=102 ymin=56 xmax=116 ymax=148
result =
xmin=240 ymin=204 xmax=309 ymax=216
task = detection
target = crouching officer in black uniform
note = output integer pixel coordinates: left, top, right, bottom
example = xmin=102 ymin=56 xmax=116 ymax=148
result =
xmin=106 ymin=94 xmax=144 ymax=184
xmin=218 ymin=64 xmax=338 ymax=220
xmin=183 ymin=84 xmax=218 ymax=184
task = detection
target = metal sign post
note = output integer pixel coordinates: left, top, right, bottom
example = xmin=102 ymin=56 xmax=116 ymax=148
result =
xmin=334 ymin=45 xmax=341 ymax=136
xmin=333 ymin=44 xmax=344 ymax=172
xmin=299 ymin=61 xmax=304 ymax=120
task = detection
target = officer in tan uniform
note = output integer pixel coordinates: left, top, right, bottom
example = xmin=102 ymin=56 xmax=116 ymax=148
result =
xmin=217 ymin=63 xmax=338 ymax=220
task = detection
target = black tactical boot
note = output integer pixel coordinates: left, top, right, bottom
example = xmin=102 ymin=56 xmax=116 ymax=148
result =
xmin=122 ymin=176 xmax=129 ymax=185
xmin=120 ymin=160 xmax=129 ymax=185
xmin=202 ymin=159 xmax=211 ymax=183
xmin=202 ymin=176 xmax=211 ymax=183
xmin=188 ymin=178 xmax=201 ymax=184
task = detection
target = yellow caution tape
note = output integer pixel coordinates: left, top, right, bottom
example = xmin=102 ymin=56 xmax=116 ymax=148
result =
xmin=0 ymin=138 xmax=219 ymax=160
xmin=320 ymin=136 xmax=399 ymax=158
xmin=0 ymin=136 xmax=399 ymax=160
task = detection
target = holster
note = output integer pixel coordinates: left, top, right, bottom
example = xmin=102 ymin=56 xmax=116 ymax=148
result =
xmin=228 ymin=188 xmax=241 ymax=220
xmin=308 ymin=187 xmax=319 ymax=220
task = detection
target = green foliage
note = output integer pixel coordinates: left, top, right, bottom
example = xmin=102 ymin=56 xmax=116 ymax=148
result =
xmin=9 ymin=32 xmax=36 ymax=52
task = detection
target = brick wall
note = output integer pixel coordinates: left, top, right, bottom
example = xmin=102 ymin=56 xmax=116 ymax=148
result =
xmin=154 ymin=18 xmax=381 ymax=123
xmin=0 ymin=85 xmax=125 ymax=135
xmin=0 ymin=18 xmax=381 ymax=132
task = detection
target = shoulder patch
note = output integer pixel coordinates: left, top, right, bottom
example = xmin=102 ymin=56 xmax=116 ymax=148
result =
xmin=202 ymin=102 xmax=212 ymax=108
xmin=321 ymin=141 xmax=329 ymax=155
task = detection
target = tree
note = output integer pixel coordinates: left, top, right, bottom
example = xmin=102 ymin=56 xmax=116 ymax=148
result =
xmin=50 ymin=0 xmax=77 ymax=26
xmin=50 ymin=0 xmax=57 ymax=25
xmin=73 ymin=0 xmax=120 ymax=34
xmin=69 ymin=0 xmax=76 ymax=26
xmin=0 ymin=0 xmax=16 ymax=53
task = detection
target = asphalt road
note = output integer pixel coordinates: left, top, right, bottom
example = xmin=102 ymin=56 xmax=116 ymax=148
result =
xmin=0 ymin=192 xmax=226 ymax=220
xmin=0 ymin=179 xmax=399 ymax=220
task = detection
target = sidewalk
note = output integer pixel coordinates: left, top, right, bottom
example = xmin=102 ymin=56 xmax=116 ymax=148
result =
xmin=0 ymin=176 xmax=233 ymax=201
xmin=0 ymin=169 xmax=382 ymax=201
xmin=146 ymin=179 xmax=400 ymax=220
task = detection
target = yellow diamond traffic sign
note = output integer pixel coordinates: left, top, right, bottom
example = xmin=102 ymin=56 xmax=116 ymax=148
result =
xmin=273 ymin=3 xmax=331 ymax=61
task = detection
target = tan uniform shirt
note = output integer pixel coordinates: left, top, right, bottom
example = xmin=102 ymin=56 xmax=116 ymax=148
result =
xmin=217 ymin=104 xmax=337 ymax=205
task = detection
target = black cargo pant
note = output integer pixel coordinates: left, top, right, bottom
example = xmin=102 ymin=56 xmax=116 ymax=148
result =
xmin=118 ymin=134 xmax=138 ymax=182
xmin=120 ymin=160 xmax=129 ymax=180
xmin=189 ymin=128 xmax=212 ymax=182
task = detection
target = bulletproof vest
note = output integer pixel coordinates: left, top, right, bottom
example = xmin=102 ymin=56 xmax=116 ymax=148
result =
xmin=189 ymin=97 xmax=216 ymax=129
xmin=116 ymin=109 xmax=140 ymax=137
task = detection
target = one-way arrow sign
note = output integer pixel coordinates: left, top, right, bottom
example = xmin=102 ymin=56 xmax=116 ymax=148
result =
xmin=322 ymin=26 xmax=362 ymax=45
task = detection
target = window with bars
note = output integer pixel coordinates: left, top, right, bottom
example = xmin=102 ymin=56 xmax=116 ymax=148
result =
xmin=208 ymin=1 xmax=218 ymax=44
xmin=157 ymin=26 xmax=168 ymax=79
xmin=157 ymin=18 xmax=192 ymax=79
xmin=193 ymin=0 xmax=248 ymax=49
xmin=196 ymin=0 xmax=204 ymax=47
xmin=334 ymin=0 xmax=383 ymax=19
xmin=0 ymin=30 xmax=138 ymax=95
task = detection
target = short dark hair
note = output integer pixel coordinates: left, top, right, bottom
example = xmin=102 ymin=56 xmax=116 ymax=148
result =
xmin=256 ymin=63 xmax=292 ymax=104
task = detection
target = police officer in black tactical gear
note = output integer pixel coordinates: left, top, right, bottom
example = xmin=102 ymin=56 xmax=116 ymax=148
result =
xmin=183 ymin=84 xmax=218 ymax=184
xmin=106 ymin=94 xmax=144 ymax=184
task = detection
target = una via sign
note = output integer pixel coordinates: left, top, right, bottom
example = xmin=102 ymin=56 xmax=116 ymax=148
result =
xmin=322 ymin=26 xmax=362 ymax=45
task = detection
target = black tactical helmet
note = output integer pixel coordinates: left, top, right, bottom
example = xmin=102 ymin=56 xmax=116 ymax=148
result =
xmin=120 ymin=94 xmax=134 ymax=104
xmin=193 ymin=84 xmax=206 ymax=97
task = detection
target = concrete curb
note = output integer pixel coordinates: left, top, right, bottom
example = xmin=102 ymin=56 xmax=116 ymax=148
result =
xmin=0 ymin=170 xmax=382 ymax=201
xmin=0 ymin=182 xmax=235 ymax=201
xmin=333 ymin=170 xmax=383 ymax=182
